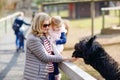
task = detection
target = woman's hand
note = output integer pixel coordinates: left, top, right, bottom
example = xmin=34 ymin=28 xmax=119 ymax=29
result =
xmin=63 ymin=57 xmax=78 ymax=62
xmin=70 ymin=57 xmax=78 ymax=62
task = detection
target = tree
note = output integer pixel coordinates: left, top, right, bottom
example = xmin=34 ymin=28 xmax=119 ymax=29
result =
xmin=0 ymin=0 xmax=6 ymax=17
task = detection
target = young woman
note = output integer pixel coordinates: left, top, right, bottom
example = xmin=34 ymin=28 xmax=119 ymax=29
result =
xmin=23 ymin=12 xmax=75 ymax=80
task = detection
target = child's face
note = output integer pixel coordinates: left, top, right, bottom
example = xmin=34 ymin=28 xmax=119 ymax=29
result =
xmin=52 ymin=25 xmax=61 ymax=31
xmin=51 ymin=17 xmax=62 ymax=31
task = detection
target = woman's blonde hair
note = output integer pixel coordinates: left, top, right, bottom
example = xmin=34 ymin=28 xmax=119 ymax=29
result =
xmin=31 ymin=12 xmax=50 ymax=37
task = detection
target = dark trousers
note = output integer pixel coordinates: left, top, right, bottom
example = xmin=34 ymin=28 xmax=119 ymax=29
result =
xmin=49 ymin=63 xmax=59 ymax=80
xmin=15 ymin=33 xmax=19 ymax=48
xmin=19 ymin=40 xmax=24 ymax=49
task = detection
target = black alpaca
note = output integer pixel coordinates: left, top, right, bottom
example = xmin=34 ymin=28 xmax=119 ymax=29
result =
xmin=72 ymin=36 xmax=120 ymax=80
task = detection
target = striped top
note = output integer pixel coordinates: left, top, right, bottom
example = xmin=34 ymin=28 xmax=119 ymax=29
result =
xmin=44 ymin=39 xmax=52 ymax=55
xmin=43 ymin=38 xmax=54 ymax=73
xmin=23 ymin=34 xmax=63 ymax=80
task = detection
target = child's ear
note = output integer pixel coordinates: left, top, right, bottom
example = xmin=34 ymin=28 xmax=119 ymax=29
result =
xmin=86 ymin=36 xmax=96 ymax=47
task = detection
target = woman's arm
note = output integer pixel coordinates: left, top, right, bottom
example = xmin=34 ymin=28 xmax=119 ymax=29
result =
xmin=27 ymin=37 xmax=63 ymax=63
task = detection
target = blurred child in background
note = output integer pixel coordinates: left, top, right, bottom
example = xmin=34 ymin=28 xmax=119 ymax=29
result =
xmin=18 ymin=27 xmax=26 ymax=52
xmin=12 ymin=13 xmax=30 ymax=52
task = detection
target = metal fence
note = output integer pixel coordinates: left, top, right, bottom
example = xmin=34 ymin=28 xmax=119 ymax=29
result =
xmin=0 ymin=12 xmax=23 ymax=37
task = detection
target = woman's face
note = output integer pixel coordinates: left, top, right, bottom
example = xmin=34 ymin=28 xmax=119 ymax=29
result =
xmin=42 ymin=20 xmax=51 ymax=34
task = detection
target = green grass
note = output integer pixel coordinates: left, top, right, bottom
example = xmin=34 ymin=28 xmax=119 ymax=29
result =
xmin=109 ymin=10 xmax=120 ymax=16
xmin=60 ymin=70 xmax=70 ymax=80
xmin=70 ymin=16 xmax=119 ymax=30
xmin=51 ymin=10 xmax=69 ymax=18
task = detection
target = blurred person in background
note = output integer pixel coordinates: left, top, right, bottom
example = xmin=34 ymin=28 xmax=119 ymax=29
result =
xmin=18 ymin=27 xmax=26 ymax=52
xmin=12 ymin=13 xmax=30 ymax=52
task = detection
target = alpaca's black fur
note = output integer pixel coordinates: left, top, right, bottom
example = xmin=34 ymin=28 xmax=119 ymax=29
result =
xmin=72 ymin=36 xmax=120 ymax=80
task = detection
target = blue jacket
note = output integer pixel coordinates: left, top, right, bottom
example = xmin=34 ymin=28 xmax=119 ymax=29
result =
xmin=56 ymin=32 xmax=67 ymax=45
xmin=13 ymin=17 xmax=30 ymax=35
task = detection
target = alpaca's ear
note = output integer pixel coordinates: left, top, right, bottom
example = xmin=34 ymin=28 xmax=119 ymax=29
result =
xmin=86 ymin=36 xmax=96 ymax=47
xmin=74 ymin=43 xmax=79 ymax=50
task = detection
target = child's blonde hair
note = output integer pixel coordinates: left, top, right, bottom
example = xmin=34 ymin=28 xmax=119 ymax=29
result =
xmin=51 ymin=16 xmax=63 ymax=27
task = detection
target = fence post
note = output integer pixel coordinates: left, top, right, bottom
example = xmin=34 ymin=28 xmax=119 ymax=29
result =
xmin=118 ymin=10 xmax=120 ymax=26
xmin=5 ymin=20 xmax=7 ymax=33
xmin=59 ymin=62 xmax=97 ymax=80
xmin=102 ymin=10 xmax=105 ymax=29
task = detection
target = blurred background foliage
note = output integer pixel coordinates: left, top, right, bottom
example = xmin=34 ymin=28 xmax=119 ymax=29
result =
xmin=0 ymin=0 xmax=120 ymax=29
xmin=0 ymin=0 xmax=5 ymax=17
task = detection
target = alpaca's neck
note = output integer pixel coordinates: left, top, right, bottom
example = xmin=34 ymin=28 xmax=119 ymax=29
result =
xmin=89 ymin=52 xmax=120 ymax=80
